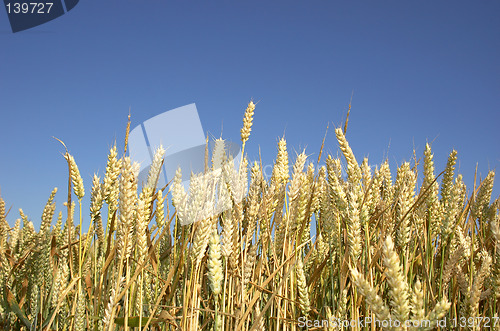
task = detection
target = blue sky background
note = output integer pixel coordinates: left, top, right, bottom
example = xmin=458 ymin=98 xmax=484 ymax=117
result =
xmin=1 ymin=1 xmax=499 ymax=229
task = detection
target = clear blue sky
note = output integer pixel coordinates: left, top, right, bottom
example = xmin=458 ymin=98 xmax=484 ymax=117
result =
xmin=1 ymin=1 xmax=499 ymax=229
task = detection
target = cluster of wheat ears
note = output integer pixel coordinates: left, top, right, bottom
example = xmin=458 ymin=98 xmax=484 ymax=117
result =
xmin=0 ymin=101 xmax=499 ymax=330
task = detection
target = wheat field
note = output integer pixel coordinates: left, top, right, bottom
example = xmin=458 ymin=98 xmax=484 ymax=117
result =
xmin=0 ymin=101 xmax=499 ymax=330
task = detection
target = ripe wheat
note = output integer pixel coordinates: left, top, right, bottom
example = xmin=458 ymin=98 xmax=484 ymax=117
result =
xmin=0 ymin=101 xmax=498 ymax=330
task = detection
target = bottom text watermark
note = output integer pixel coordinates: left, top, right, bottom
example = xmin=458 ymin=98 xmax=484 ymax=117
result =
xmin=298 ymin=316 xmax=500 ymax=328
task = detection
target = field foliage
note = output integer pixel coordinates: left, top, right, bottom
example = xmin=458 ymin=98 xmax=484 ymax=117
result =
xmin=0 ymin=101 xmax=499 ymax=330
